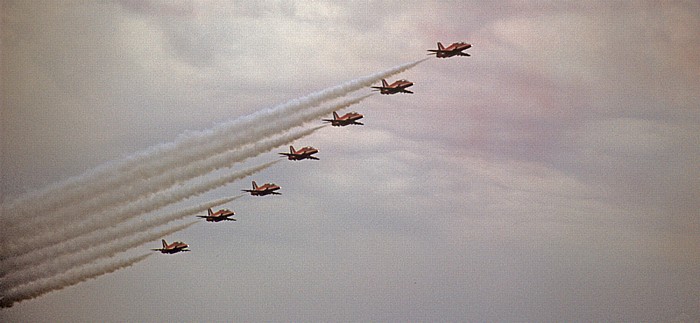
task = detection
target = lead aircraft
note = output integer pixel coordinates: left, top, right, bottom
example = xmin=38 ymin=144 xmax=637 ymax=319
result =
xmin=427 ymin=41 xmax=472 ymax=58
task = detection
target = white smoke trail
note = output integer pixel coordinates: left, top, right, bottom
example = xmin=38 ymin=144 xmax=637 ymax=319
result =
xmin=1 ymin=195 xmax=241 ymax=274
xmin=1 ymin=59 xmax=426 ymax=223
xmin=4 ymin=124 xmax=326 ymax=255
xmin=4 ymin=160 xmax=280 ymax=257
xmin=0 ymin=253 xmax=153 ymax=308
xmin=0 ymin=59 xmax=427 ymax=308
xmin=6 ymin=123 xmax=329 ymax=242
xmin=1 ymin=221 xmax=196 ymax=291
xmin=0 ymin=92 xmax=368 ymax=298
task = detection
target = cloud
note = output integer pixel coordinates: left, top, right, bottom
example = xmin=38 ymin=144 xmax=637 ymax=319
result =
xmin=2 ymin=1 xmax=698 ymax=321
xmin=576 ymin=118 xmax=680 ymax=157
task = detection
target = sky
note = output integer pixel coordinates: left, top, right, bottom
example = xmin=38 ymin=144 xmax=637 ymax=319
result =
xmin=1 ymin=0 xmax=699 ymax=321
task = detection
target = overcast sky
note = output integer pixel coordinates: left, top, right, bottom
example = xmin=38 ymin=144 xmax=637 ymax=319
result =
xmin=1 ymin=1 xmax=699 ymax=321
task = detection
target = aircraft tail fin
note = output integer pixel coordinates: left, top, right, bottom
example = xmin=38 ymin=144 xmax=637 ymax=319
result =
xmin=381 ymin=79 xmax=388 ymax=87
xmin=208 ymin=208 xmax=213 ymax=216
xmin=437 ymin=42 xmax=444 ymax=51
xmin=252 ymin=181 xmax=258 ymax=189
xmin=333 ymin=111 xmax=339 ymax=120
xmin=290 ymin=145 xmax=296 ymax=154
xmin=161 ymin=239 xmax=167 ymax=248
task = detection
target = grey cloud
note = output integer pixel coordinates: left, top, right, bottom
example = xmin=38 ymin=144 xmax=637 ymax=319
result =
xmin=2 ymin=1 xmax=698 ymax=321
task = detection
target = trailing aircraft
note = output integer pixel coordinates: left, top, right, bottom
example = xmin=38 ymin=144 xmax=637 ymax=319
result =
xmin=371 ymin=79 xmax=414 ymax=94
xmin=151 ymin=239 xmax=189 ymax=254
xmin=197 ymin=208 xmax=236 ymax=222
xmin=279 ymin=145 xmax=319 ymax=161
xmin=322 ymin=111 xmax=364 ymax=127
xmin=242 ymin=181 xmax=281 ymax=196
xmin=427 ymin=41 xmax=472 ymax=58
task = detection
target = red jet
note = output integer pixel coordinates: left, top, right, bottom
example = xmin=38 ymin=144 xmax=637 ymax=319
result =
xmin=279 ymin=145 xmax=319 ymax=161
xmin=371 ymin=79 xmax=414 ymax=94
xmin=242 ymin=181 xmax=281 ymax=196
xmin=322 ymin=111 xmax=364 ymax=126
xmin=151 ymin=239 xmax=190 ymax=254
xmin=197 ymin=207 xmax=236 ymax=222
xmin=427 ymin=41 xmax=471 ymax=58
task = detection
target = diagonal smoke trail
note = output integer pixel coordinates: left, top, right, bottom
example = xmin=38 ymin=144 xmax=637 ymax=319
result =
xmin=1 ymin=95 xmax=365 ymax=248
xmin=1 ymin=59 xmax=426 ymax=224
xmin=3 ymin=160 xmax=280 ymax=257
xmin=6 ymin=123 xmax=330 ymax=242
xmin=0 ymin=253 xmax=153 ymax=308
xmin=4 ymin=124 xmax=326 ymax=255
xmin=0 ymin=195 xmax=242 ymax=274
xmin=0 ymin=59 xmax=427 ymax=307
xmin=1 ymin=221 xmax=197 ymax=291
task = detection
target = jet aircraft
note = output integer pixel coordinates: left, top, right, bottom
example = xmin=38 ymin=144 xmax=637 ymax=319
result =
xmin=371 ymin=79 xmax=414 ymax=94
xmin=322 ymin=111 xmax=364 ymax=126
xmin=151 ymin=239 xmax=189 ymax=254
xmin=279 ymin=145 xmax=319 ymax=161
xmin=197 ymin=208 xmax=236 ymax=222
xmin=427 ymin=41 xmax=472 ymax=58
xmin=242 ymin=181 xmax=281 ymax=196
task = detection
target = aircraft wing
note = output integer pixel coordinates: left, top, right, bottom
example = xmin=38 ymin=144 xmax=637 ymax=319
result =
xmin=293 ymin=154 xmax=319 ymax=160
xmin=196 ymin=216 xmax=210 ymax=218
xmin=241 ymin=189 xmax=255 ymax=192
xmin=401 ymin=89 xmax=414 ymax=94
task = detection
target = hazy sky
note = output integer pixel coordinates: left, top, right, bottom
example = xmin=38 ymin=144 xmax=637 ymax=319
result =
xmin=2 ymin=0 xmax=699 ymax=321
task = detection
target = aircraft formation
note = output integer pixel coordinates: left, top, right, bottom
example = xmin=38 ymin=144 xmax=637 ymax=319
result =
xmin=0 ymin=43 xmax=472 ymax=308
xmin=151 ymin=41 xmax=471 ymax=254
